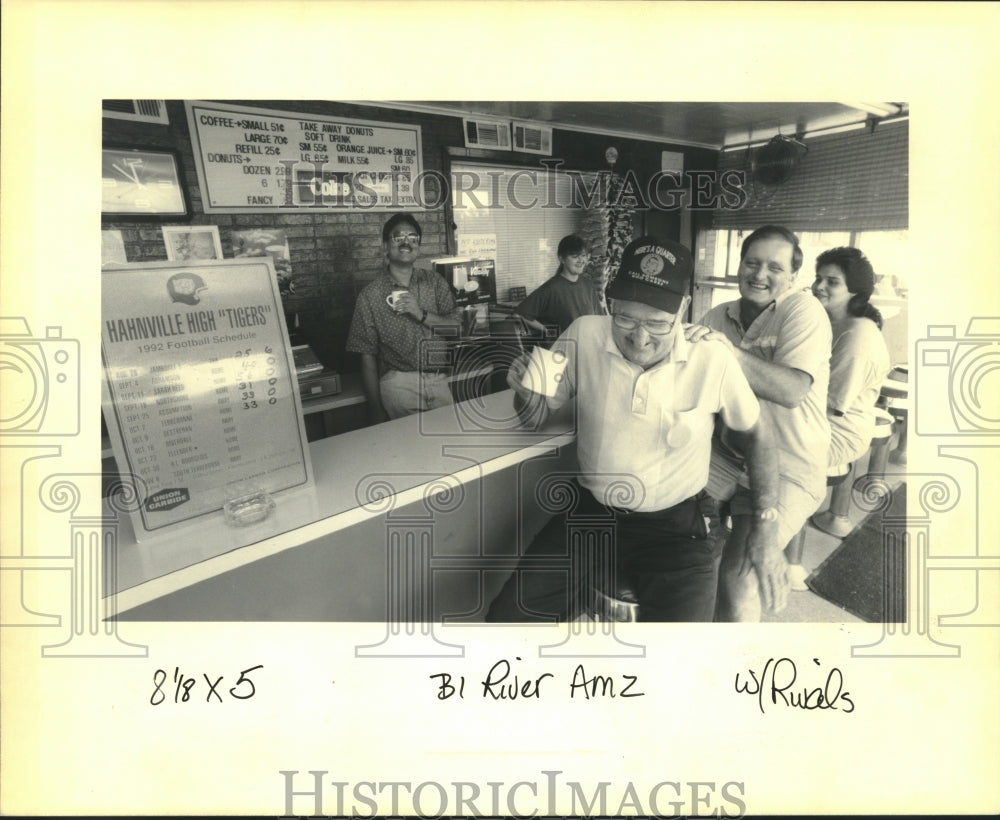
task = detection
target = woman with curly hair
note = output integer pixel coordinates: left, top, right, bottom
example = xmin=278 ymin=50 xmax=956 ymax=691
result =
xmin=786 ymin=246 xmax=891 ymax=588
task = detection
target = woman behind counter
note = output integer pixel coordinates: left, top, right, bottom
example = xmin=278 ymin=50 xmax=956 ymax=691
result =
xmin=514 ymin=234 xmax=606 ymax=339
xmin=786 ymin=246 xmax=891 ymax=587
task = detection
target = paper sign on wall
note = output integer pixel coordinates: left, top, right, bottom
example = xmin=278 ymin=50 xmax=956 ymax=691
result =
xmin=457 ymin=233 xmax=497 ymax=258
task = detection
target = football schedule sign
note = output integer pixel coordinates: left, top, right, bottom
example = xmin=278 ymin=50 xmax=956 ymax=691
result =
xmin=101 ymin=258 xmax=313 ymax=537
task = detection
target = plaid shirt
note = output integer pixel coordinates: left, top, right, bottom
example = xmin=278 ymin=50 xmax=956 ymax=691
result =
xmin=346 ymin=267 xmax=459 ymax=376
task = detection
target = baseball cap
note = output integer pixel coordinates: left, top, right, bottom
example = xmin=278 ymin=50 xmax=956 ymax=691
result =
xmin=605 ymin=236 xmax=693 ymax=314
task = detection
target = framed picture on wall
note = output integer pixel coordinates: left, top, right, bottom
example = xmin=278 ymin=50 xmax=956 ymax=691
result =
xmin=162 ymin=224 xmax=223 ymax=262
xmin=101 ymin=146 xmax=188 ymax=218
xmin=232 ymin=228 xmax=295 ymax=297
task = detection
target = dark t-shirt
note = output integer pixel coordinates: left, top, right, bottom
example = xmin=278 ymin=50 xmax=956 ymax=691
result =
xmin=514 ymin=274 xmax=605 ymax=337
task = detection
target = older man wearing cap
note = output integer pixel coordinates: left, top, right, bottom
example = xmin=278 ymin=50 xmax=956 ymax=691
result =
xmin=485 ymin=236 xmax=785 ymax=622
xmin=688 ymin=225 xmax=831 ymax=622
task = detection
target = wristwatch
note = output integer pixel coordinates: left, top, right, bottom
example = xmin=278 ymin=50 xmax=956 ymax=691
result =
xmin=756 ymin=507 xmax=779 ymax=522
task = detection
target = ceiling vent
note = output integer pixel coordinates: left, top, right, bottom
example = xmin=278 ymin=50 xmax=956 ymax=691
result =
xmin=463 ymin=118 xmax=511 ymax=150
xmin=102 ymin=100 xmax=169 ymax=125
xmin=512 ymin=121 xmax=552 ymax=155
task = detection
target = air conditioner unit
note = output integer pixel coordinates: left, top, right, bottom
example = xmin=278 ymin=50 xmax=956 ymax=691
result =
xmin=512 ymin=121 xmax=552 ymax=156
xmin=102 ymin=100 xmax=169 ymax=125
xmin=463 ymin=118 xmax=511 ymax=150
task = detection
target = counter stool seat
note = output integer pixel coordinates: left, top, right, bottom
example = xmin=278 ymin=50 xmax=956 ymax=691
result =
xmin=887 ymin=396 xmax=909 ymax=466
xmin=880 ymin=364 xmax=909 ymax=467
xmin=865 ymin=406 xmax=899 ymax=482
xmin=587 ymin=581 xmax=640 ymax=622
xmin=786 ymin=461 xmax=856 ymax=587
xmin=809 ymin=462 xmax=857 ymax=537
xmin=814 ymin=408 xmax=896 ymax=538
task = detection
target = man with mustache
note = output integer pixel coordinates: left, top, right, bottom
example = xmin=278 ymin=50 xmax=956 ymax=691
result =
xmin=691 ymin=225 xmax=832 ymax=622
xmin=346 ymin=213 xmax=460 ymax=423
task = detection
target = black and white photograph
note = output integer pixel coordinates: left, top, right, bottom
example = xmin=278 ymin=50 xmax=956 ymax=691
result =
xmin=161 ymin=224 xmax=224 ymax=262
xmin=1 ymin=2 xmax=998 ymax=817
xmin=98 ymin=98 xmax=911 ymax=627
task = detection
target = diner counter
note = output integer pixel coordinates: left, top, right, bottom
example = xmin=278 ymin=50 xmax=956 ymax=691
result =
xmin=108 ymin=389 xmax=578 ymax=621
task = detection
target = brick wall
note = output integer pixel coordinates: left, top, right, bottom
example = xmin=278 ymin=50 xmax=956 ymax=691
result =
xmin=103 ymin=100 xmax=460 ymax=372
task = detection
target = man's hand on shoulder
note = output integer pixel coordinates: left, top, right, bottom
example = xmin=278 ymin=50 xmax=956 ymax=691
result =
xmin=683 ymin=323 xmax=737 ymax=356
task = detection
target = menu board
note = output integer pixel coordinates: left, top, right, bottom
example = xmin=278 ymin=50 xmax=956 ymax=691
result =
xmin=185 ymin=101 xmax=424 ymax=213
xmin=101 ymin=259 xmax=313 ymax=537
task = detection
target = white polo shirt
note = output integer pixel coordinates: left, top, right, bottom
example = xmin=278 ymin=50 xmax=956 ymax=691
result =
xmin=701 ymin=289 xmax=832 ymax=500
xmin=547 ymin=315 xmax=760 ymax=512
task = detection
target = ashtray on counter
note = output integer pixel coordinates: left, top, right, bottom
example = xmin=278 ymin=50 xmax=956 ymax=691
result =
xmin=223 ymin=484 xmax=276 ymax=527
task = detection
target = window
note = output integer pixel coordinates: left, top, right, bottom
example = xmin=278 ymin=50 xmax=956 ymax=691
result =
xmin=699 ymin=228 xmax=907 ymax=292
xmin=450 ymin=162 xmax=596 ymax=303
xmin=693 ymin=227 xmax=909 ymax=363
xmin=855 ymin=230 xmax=909 ymax=301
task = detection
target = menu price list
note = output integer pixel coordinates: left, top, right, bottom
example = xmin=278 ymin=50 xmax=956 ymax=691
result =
xmin=185 ymin=101 xmax=423 ymax=212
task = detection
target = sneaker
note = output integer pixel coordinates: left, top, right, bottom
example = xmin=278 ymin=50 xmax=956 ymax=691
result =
xmin=787 ymin=563 xmax=810 ymax=592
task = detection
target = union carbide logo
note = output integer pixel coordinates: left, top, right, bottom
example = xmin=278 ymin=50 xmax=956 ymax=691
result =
xmin=167 ymin=272 xmax=208 ymax=305
xmin=145 ymin=487 xmax=190 ymax=512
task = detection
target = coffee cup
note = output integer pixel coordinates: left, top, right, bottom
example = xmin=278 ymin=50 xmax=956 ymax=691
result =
xmin=520 ymin=346 xmax=569 ymax=397
xmin=386 ymin=289 xmax=407 ymax=310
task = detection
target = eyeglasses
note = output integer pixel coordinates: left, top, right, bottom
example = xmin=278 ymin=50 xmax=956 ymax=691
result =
xmin=390 ymin=232 xmax=421 ymax=245
xmin=611 ymin=313 xmax=677 ymax=335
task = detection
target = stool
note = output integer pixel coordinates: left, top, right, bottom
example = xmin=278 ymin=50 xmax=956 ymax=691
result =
xmin=587 ymin=582 xmax=640 ymax=622
xmin=811 ymin=407 xmax=895 ymax=538
xmin=880 ymin=364 xmax=909 ymax=467
xmin=888 ymin=397 xmax=908 ymax=466
xmin=787 ymin=464 xmax=854 ymax=562
xmin=809 ymin=462 xmax=859 ymax=538
xmin=866 ymin=406 xmax=898 ymax=482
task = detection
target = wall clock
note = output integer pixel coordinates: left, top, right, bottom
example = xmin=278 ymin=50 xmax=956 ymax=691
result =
xmin=101 ymin=147 xmax=188 ymax=218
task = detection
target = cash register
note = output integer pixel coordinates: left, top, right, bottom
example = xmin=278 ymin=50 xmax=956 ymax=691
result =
xmin=292 ymin=344 xmax=341 ymax=401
